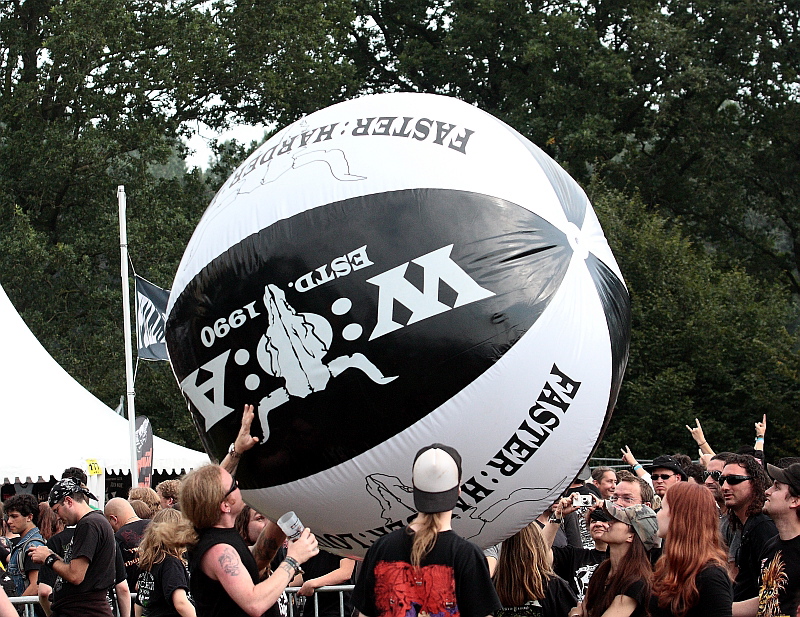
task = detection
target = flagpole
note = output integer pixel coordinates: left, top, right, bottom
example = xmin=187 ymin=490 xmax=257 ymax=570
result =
xmin=118 ymin=186 xmax=139 ymax=486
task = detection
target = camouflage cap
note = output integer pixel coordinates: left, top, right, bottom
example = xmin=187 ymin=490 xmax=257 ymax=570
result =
xmin=602 ymin=500 xmax=659 ymax=550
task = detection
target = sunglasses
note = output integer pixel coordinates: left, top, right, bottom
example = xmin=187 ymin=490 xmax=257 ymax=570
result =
xmin=703 ymin=470 xmax=722 ymax=482
xmin=651 ymin=473 xmax=676 ymax=481
xmin=719 ymin=474 xmax=753 ymax=486
xmin=223 ymin=475 xmax=238 ymax=499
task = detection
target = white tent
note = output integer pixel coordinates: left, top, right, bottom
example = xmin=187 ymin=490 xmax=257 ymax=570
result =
xmin=0 ymin=283 xmax=209 ymax=485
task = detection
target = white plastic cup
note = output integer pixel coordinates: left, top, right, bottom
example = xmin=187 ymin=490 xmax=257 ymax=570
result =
xmin=277 ymin=511 xmax=305 ymax=541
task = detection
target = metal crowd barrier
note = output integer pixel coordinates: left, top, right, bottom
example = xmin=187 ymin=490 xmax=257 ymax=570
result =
xmin=8 ymin=585 xmax=356 ymax=617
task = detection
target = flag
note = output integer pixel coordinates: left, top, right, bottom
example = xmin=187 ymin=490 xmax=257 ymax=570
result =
xmin=135 ymin=416 xmax=154 ymax=488
xmin=135 ymin=275 xmax=169 ymax=361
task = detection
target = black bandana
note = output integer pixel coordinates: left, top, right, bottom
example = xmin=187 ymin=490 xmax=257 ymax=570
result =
xmin=48 ymin=477 xmax=98 ymax=506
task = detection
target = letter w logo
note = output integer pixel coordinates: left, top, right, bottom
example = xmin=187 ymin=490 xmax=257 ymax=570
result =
xmin=367 ymin=245 xmax=495 ymax=340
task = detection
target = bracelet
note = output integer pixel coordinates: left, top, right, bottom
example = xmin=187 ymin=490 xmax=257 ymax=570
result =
xmin=283 ymin=556 xmax=304 ymax=578
xmin=44 ymin=554 xmax=59 ymax=568
xmin=632 ymin=464 xmax=642 ymax=471
xmin=756 ymin=436 xmax=764 ymax=442
xmin=228 ymin=443 xmax=241 ymax=458
xmin=697 ymin=441 xmax=707 ymax=447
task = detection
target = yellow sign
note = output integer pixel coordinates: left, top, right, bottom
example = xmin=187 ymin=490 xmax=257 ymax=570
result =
xmin=86 ymin=459 xmax=102 ymax=476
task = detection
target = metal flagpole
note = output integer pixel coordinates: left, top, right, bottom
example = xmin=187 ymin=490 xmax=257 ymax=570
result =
xmin=118 ymin=186 xmax=139 ymax=485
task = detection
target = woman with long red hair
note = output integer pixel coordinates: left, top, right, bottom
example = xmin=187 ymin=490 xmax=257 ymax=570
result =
xmin=650 ymin=482 xmax=732 ymax=617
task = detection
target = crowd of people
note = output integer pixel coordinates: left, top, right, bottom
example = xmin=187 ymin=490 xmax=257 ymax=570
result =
xmin=0 ymin=410 xmax=797 ymax=617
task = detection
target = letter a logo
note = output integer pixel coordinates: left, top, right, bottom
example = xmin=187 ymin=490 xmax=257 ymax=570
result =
xmin=367 ymin=245 xmax=495 ymax=340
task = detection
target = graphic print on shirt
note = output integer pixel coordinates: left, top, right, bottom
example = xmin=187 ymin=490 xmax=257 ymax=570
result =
xmin=374 ymin=561 xmax=458 ymax=617
xmin=53 ymin=538 xmax=73 ymax=593
xmin=573 ymin=563 xmax=600 ymax=603
xmin=757 ymin=550 xmax=788 ymax=617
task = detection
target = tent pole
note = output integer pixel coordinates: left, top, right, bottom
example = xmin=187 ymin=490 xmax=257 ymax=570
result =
xmin=118 ymin=186 xmax=138 ymax=486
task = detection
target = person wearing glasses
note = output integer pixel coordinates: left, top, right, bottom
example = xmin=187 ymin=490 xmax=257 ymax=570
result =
xmin=650 ymin=482 xmax=732 ymax=617
xmin=181 ymin=464 xmax=319 ymax=617
xmin=645 ymin=456 xmax=687 ymax=501
xmin=720 ymin=454 xmax=777 ymax=602
xmin=569 ymin=502 xmax=658 ymax=617
xmin=28 ymin=478 xmax=118 ymax=617
xmin=704 ymin=453 xmax=737 ymax=515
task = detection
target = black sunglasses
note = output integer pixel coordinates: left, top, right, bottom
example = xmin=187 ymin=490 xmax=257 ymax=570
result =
xmin=223 ymin=475 xmax=238 ymax=499
xmin=703 ymin=470 xmax=722 ymax=482
xmin=652 ymin=473 xmax=676 ymax=481
xmin=719 ymin=474 xmax=753 ymax=486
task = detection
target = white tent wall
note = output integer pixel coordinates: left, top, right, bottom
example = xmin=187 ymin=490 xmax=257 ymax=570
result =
xmin=0 ymin=283 xmax=208 ymax=486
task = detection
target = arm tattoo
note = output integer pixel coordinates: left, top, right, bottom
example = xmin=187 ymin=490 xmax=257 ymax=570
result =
xmin=279 ymin=561 xmax=295 ymax=579
xmin=218 ymin=547 xmax=241 ymax=576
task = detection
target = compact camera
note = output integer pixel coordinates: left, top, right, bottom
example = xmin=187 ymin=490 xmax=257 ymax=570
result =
xmin=572 ymin=494 xmax=594 ymax=507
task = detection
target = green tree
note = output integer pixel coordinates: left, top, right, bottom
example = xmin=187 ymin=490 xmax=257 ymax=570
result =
xmin=347 ymin=0 xmax=800 ymax=290
xmin=592 ymin=185 xmax=800 ymax=460
xmin=0 ymin=0 xmax=355 ymax=448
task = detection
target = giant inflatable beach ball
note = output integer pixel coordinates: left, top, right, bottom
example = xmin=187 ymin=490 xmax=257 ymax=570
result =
xmin=166 ymin=93 xmax=630 ymax=556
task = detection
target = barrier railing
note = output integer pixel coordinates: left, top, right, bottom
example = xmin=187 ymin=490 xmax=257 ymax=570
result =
xmin=8 ymin=585 xmax=356 ymax=617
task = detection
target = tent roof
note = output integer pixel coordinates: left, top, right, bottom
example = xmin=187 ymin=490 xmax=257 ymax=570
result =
xmin=0 ymin=283 xmax=208 ymax=484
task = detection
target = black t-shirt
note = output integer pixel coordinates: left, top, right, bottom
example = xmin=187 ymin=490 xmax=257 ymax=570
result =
xmin=621 ymin=579 xmax=648 ymax=617
xmin=649 ymin=564 xmax=732 ymax=617
xmin=299 ymin=550 xmax=352 ymax=617
xmin=135 ymin=554 xmax=191 ymax=617
xmin=188 ymin=526 xmax=284 ymax=617
xmin=496 ymin=575 xmax=576 ymax=617
xmin=116 ymin=518 xmax=150 ymax=592
xmin=551 ymin=545 xmax=607 ymax=603
xmin=352 ymin=527 xmax=502 ymax=617
xmin=51 ymin=510 xmax=116 ymax=617
xmin=732 ymin=513 xmax=778 ymax=601
xmin=756 ymin=534 xmax=800 ymax=617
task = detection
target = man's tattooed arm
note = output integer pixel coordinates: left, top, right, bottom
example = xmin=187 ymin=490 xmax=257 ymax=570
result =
xmin=278 ymin=561 xmax=295 ymax=579
xmin=218 ymin=547 xmax=241 ymax=576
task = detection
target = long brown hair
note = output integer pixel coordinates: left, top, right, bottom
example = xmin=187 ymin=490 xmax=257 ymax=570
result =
xmin=409 ymin=513 xmax=446 ymax=568
xmin=137 ymin=508 xmax=197 ymax=571
xmin=652 ymin=483 xmax=729 ymax=617
xmin=584 ymin=525 xmax=652 ymax=617
xmin=494 ymin=522 xmax=554 ymax=607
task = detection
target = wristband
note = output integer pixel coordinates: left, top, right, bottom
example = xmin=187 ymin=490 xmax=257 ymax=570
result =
xmin=283 ymin=556 xmax=304 ymax=578
xmin=632 ymin=464 xmax=642 ymax=471
xmin=756 ymin=436 xmax=764 ymax=442
xmin=45 ymin=554 xmax=59 ymax=568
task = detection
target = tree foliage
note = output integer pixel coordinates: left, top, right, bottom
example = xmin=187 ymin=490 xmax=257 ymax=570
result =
xmin=0 ymin=0 xmax=353 ymax=448
xmin=592 ymin=186 xmax=800 ymax=460
xmin=1 ymin=0 xmax=798 ymax=458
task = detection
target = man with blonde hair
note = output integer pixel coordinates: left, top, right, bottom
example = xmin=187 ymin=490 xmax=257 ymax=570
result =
xmin=181 ymin=464 xmax=319 ymax=617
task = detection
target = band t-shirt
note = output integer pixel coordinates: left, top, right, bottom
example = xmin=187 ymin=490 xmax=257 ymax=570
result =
xmin=756 ymin=534 xmax=800 ymax=617
xmin=135 ymin=554 xmax=192 ymax=617
xmin=551 ymin=545 xmax=607 ymax=603
xmin=352 ymin=528 xmax=501 ymax=617
xmin=51 ymin=510 xmax=117 ymax=617
xmin=116 ymin=519 xmax=150 ymax=592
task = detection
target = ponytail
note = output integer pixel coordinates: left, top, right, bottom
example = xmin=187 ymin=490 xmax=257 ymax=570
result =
xmin=410 ymin=513 xmax=443 ymax=567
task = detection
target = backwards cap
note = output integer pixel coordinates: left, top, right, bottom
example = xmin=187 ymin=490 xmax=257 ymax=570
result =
xmin=412 ymin=443 xmax=462 ymax=513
